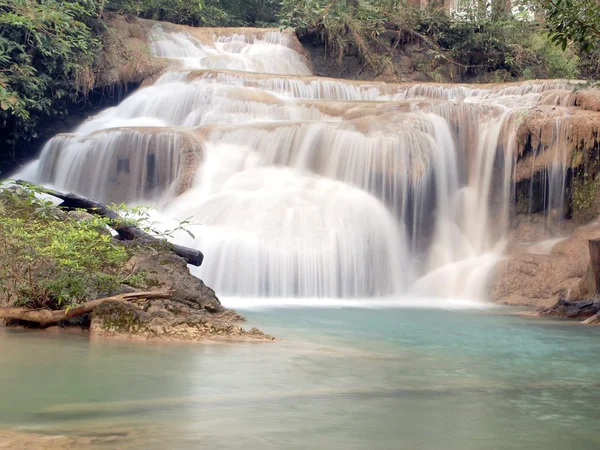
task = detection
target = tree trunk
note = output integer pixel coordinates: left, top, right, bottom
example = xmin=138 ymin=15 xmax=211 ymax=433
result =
xmin=589 ymin=239 xmax=600 ymax=294
xmin=16 ymin=181 xmax=204 ymax=266
xmin=0 ymin=291 xmax=173 ymax=326
xmin=491 ymin=0 xmax=512 ymax=21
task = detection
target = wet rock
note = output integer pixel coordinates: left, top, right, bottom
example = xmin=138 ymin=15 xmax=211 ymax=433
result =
xmin=491 ymin=221 xmax=600 ymax=306
xmin=90 ymin=300 xmax=275 ymax=341
xmin=582 ymin=313 xmax=600 ymax=324
xmin=537 ymin=298 xmax=600 ymax=319
xmin=123 ymin=251 xmax=229 ymax=314
xmin=95 ymin=15 xmax=169 ymax=88
xmin=88 ymin=249 xmax=273 ymax=341
xmin=91 ymin=301 xmax=154 ymax=335
xmin=492 ymin=253 xmax=574 ymax=307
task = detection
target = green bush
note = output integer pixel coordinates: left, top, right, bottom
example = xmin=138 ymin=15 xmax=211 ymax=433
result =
xmin=0 ymin=186 xmax=134 ymax=308
xmin=0 ymin=0 xmax=102 ymax=146
xmin=279 ymin=0 xmax=584 ymax=81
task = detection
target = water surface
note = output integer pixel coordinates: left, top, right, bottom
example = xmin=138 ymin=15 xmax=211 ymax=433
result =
xmin=1 ymin=304 xmax=599 ymax=449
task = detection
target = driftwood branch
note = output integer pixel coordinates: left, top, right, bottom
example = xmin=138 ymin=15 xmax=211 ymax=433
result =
xmin=0 ymin=290 xmax=173 ymax=326
xmin=15 ymin=181 xmax=203 ymax=266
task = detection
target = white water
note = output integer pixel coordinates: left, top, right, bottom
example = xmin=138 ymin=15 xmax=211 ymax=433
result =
xmin=16 ymin=25 xmax=577 ymax=302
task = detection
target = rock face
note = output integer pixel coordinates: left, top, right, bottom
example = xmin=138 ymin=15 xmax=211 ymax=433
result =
xmin=122 ymin=252 xmax=225 ymax=314
xmin=512 ymin=91 xmax=600 ymax=225
xmin=90 ymin=251 xmax=274 ymax=341
xmin=95 ymin=15 xmax=169 ymax=88
xmin=91 ymin=300 xmax=274 ymax=342
xmin=492 ymin=220 xmax=600 ymax=307
xmin=491 ymin=88 xmax=600 ymax=309
xmin=518 ymin=238 xmax=600 ymax=324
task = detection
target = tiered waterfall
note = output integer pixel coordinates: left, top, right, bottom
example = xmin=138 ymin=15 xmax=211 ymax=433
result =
xmin=20 ymin=25 xmax=577 ymax=301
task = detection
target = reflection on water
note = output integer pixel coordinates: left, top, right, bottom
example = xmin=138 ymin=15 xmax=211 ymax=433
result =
xmin=1 ymin=306 xmax=600 ymax=449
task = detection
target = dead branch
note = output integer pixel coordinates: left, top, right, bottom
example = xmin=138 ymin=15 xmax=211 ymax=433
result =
xmin=15 ymin=181 xmax=203 ymax=266
xmin=0 ymin=290 xmax=173 ymax=326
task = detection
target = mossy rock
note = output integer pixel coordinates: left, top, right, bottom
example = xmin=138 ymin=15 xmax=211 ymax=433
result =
xmin=122 ymin=251 xmax=224 ymax=313
xmin=91 ymin=300 xmax=155 ymax=335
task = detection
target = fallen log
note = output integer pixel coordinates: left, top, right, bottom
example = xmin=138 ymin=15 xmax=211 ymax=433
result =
xmin=15 ymin=181 xmax=203 ymax=266
xmin=589 ymin=239 xmax=600 ymax=295
xmin=0 ymin=291 xmax=173 ymax=326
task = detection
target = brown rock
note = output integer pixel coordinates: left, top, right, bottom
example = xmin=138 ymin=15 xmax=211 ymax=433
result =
xmin=123 ymin=251 xmax=225 ymax=314
xmin=397 ymin=55 xmax=414 ymax=73
xmin=492 ymin=253 xmax=573 ymax=307
xmin=94 ymin=15 xmax=170 ymax=89
xmin=492 ymin=222 xmax=600 ymax=306
xmin=88 ymin=250 xmax=272 ymax=341
xmin=91 ymin=300 xmax=274 ymax=342
xmin=410 ymin=71 xmax=432 ymax=82
xmin=583 ymin=313 xmax=600 ymax=324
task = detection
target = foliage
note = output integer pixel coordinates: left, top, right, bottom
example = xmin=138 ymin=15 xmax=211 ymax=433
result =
xmin=0 ymin=0 xmax=280 ymax=170
xmin=111 ymin=202 xmax=196 ymax=241
xmin=0 ymin=0 xmax=102 ymax=147
xmin=0 ymin=182 xmax=203 ymax=309
xmin=418 ymin=9 xmax=581 ymax=79
xmin=543 ymin=0 xmax=600 ymax=52
xmin=105 ymin=0 xmax=233 ymax=26
xmin=279 ymin=0 xmax=405 ymax=72
xmin=0 ymin=185 xmax=134 ymax=309
xmin=279 ymin=0 xmax=583 ymax=80
xmin=105 ymin=0 xmax=281 ymax=26
xmin=571 ymin=168 xmax=600 ymax=222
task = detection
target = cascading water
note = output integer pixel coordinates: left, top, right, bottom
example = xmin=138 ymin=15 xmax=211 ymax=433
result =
xmin=17 ymin=24 xmax=578 ymax=302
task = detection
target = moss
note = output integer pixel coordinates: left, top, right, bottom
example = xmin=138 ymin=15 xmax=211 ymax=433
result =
xmin=572 ymin=171 xmax=600 ymax=221
xmin=571 ymin=148 xmax=585 ymax=168
xmin=96 ymin=301 xmax=153 ymax=334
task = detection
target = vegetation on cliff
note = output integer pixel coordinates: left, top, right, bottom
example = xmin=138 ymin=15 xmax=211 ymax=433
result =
xmin=0 ymin=0 xmax=598 ymax=172
xmin=0 ymin=0 xmax=278 ymax=172
xmin=280 ymin=0 xmax=590 ymax=81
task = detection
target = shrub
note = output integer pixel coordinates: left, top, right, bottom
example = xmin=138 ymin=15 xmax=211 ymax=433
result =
xmin=0 ymin=186 xmax=134 ymax=309
xmin=279 ymin=0 xmax=584 ymax=81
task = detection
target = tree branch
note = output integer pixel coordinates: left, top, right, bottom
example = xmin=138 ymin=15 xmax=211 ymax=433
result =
xmin=15 ymin=181 xmax=204 ymax=266
xmin=0 ymin=290 xmax=173 ymax=326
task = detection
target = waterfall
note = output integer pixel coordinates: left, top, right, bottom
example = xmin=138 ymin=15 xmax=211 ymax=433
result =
xmin=17 ymin=24 xmax=577 ymax=301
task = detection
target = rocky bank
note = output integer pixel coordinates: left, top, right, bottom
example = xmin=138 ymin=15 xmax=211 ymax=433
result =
xmin=0 ymin=187 xmax=274 ymax=342
xmin=88 ymin=251 xmax=274 ymax=342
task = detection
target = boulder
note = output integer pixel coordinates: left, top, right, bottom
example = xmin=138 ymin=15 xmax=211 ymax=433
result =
xmin=123 ymin=251 xmax=225 ymax=313
xmin=87 ymin=250 xmax=273 ymax=341
xmin=91 ymin=300 xmax=274 ymax=341
xmin=492 ymin=253 xmax=576 ymax=307
xmin=491 ymin=221 xmax=600 ymax=306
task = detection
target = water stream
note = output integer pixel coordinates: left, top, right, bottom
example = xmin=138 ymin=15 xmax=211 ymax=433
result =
xmin=17 ymin=25 xmax=577 ymax=302
xmin=1 ymin=307 xmax=600 ymax=449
